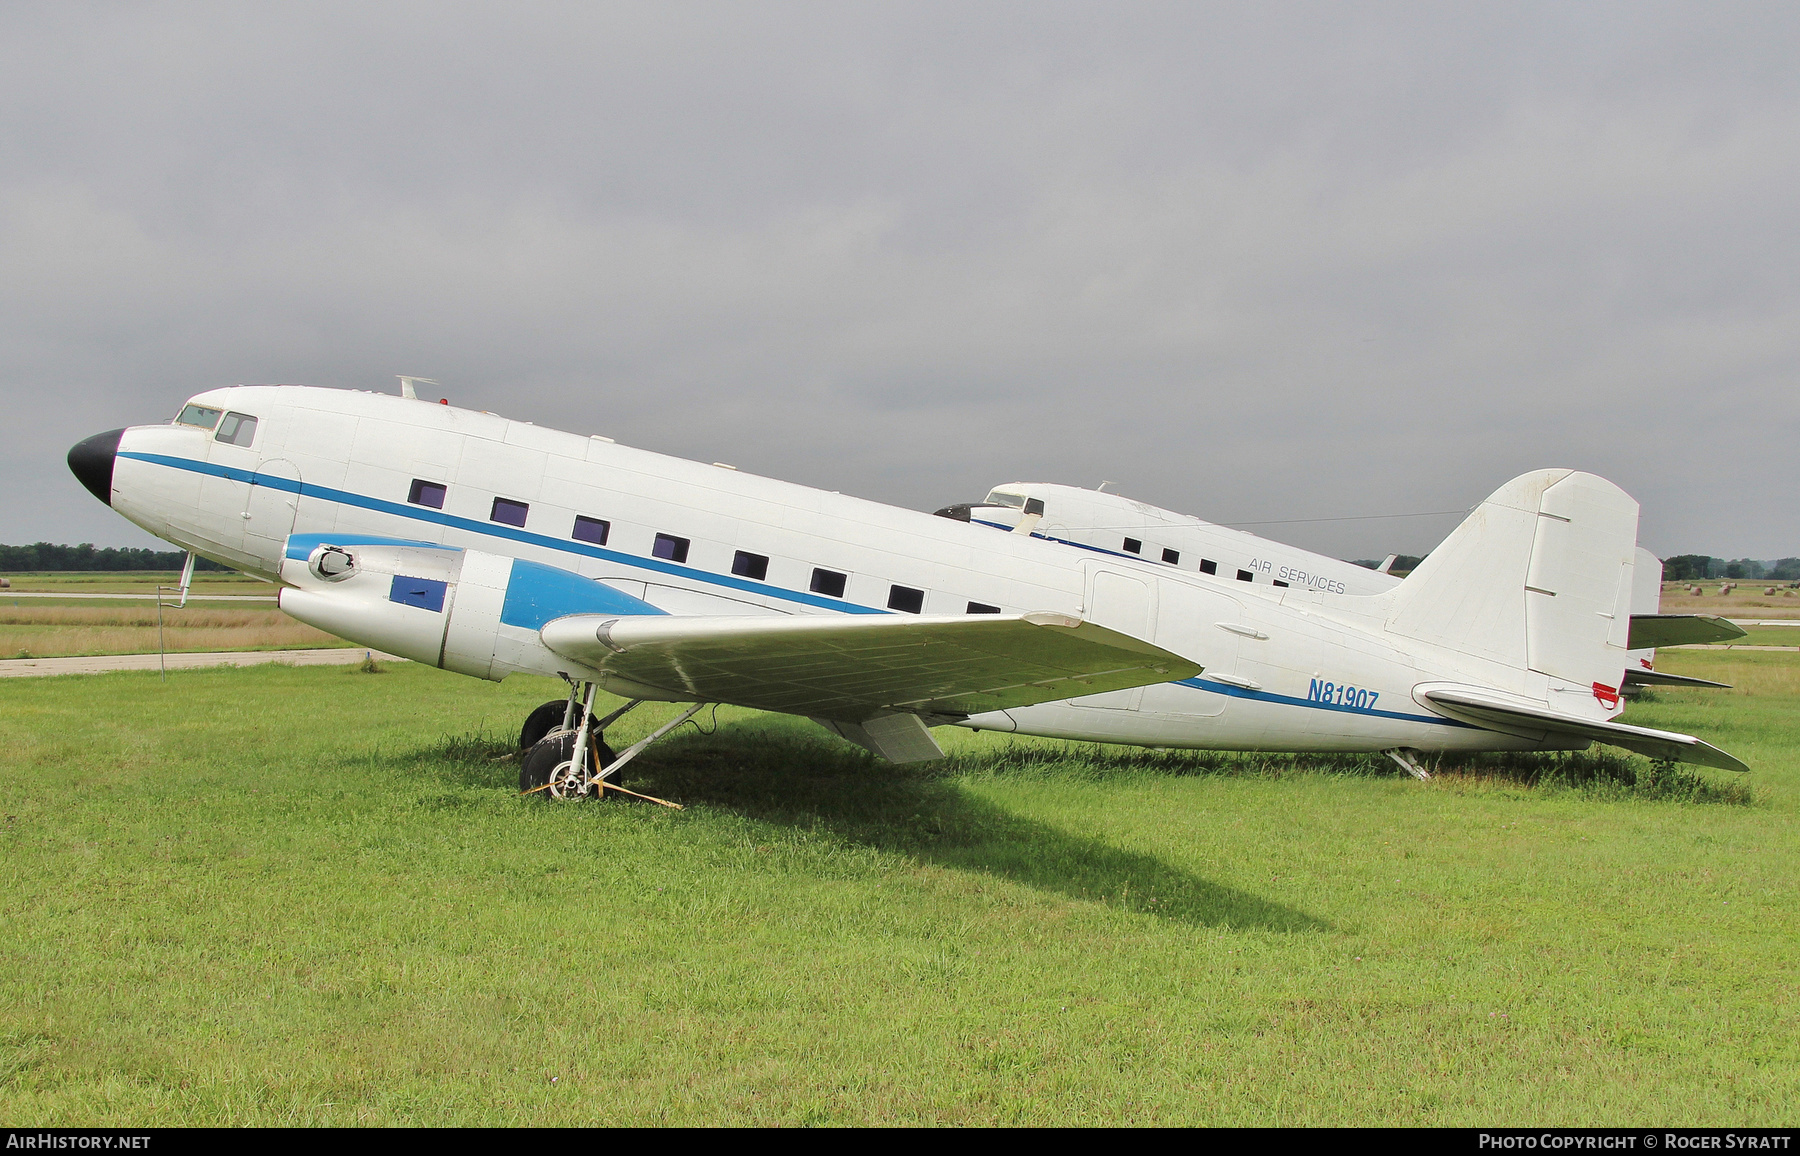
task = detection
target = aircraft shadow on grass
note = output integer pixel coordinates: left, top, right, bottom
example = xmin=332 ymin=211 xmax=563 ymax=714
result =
xmin=594 ymin=721 xmax=1331 ymax=934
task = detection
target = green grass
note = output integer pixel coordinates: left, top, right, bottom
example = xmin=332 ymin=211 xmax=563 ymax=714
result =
xmin=1 ymin=651 xmax=1796 ymax=1125
xmin=1676 ymin=626 xmax=1800 ymax=648
xmin=1 ymin=571 xmax=275 ymax=596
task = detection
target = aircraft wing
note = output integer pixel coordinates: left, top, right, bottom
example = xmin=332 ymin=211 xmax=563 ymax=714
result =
xmin=1628 ymin=614 xmax=1746 ymax=649
xmin=1415 ymin=683 xmax=1748 ymax=772
xmin=539 ymin=611 xmax=1201 ymax=722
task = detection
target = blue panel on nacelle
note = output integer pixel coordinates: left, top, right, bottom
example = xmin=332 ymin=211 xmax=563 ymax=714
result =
xmin=389 ymin=574 xmax=448 ymax=612
xmin=499 ymin=558 xmax=666 ymax=630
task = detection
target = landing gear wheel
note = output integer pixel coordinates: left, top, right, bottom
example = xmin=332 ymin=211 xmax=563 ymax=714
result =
xmin=519 ymin=730 xmax=618 ymax=799
xmin=520 ymin=700 xmax=573 ymax=751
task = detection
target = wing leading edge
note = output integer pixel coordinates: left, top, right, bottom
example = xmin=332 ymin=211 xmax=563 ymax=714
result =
xmin=539 ymin=611 xmax=1202 ymax=723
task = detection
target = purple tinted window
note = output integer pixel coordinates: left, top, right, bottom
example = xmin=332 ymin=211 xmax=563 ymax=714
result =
xmin=888 ymin=585 xmax=925 ymax=614
xmin=408 ymin=479 xmax=446 ymax=509
xmin=491 ymin=497 xmax=529 ymax=527
xmin=731 ymin=550 xmax=769 ymax=580
xmin=810 ymin=568 xmax=847 ymax=598
xmin=572 ymin=515 xmax=609 ymax=545
xmin=653 ymin=533 xmax=689 ymax=563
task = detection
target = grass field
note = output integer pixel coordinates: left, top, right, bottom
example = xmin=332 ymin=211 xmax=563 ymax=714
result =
xmin=1660 ymin=582 xmax=1800 ymax=619
xmin=1 ymin=643 xmax=1795 ymax=1126
xmin=2 ymin=571 xmax=278 ymax=597
xmin=0 ymin=571 xmax=343 ymax=659
xmin=0 ymin=603 xmax=346 ymax=659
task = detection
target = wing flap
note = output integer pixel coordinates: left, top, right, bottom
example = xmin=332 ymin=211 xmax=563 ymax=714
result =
xmin=1628 ymin=614 xmax=1746 ymax=649
xmin=1416 ymin=683 xmax=1748 ymax=772
xmin=540 ymin=611 xmax=1202 ymax=721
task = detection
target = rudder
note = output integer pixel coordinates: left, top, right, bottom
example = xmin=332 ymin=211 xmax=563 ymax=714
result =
xmin=1385 ymin=470 xmax=1640 ymax=713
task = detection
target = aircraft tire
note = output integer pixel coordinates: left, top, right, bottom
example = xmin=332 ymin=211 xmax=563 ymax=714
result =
xmin=519 ymin=700 xmax=573 ymax=750
xmin=519 ymin=730 xmax=618 ymax=799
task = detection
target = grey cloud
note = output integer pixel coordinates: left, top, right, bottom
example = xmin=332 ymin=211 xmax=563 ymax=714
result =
xmin=3 ymin=2 xmax=1796 ymax=559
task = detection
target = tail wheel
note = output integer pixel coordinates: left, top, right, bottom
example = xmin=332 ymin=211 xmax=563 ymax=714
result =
xmin=519 ymin=700 xmax=573 ymax=750
xmin=519 ymin=730 xmax=618 ymax=799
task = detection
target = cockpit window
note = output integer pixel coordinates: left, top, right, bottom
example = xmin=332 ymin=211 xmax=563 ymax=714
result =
xmin=984 ymin=490 xmax=1027 ymax=509
xmin=176 ymin=404 xmax=222 ymax=430
xmin=215 ymin=412 xmax=258 ymax=447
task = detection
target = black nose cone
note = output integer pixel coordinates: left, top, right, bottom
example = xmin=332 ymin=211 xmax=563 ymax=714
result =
xmin=68 ymin=428 xmax=126 ymax=507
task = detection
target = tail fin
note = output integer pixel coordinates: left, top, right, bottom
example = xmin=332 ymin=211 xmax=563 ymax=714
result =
xmin=1385 ymin=470 xmax=1639 ymax=709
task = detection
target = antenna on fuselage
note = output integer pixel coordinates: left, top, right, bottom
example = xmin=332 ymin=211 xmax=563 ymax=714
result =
xmin=396 ymin=376 xmax=439 ymax=400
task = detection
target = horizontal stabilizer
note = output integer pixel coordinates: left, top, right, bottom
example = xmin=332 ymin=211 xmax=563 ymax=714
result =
xmin=1628 ymin=614 xmax=1747 ymax=649
xmin=1622 ymin=668 xmax=1732 ymax=691
xmin=540 ymin=611 xmax=1201 ymax=722
xmin=1416 ymin=683 xmax=1748 ymax=772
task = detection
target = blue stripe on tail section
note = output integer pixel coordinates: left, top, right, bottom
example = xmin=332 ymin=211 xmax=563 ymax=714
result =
xmin=1174 ymin=676 xmax=1474 ymax=728
xmin=499 ymin=558 xmax=667 ymax=630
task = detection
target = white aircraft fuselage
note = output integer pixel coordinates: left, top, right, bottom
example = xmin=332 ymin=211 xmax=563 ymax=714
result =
xmin=65 ymin=383 xmax=1743 ymax=772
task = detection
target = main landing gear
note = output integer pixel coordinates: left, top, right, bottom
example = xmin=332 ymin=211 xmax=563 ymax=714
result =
xmin=517 ymin=680 xmax=706 ymax=803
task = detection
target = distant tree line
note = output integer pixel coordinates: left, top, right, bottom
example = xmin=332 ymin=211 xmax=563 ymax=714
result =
xmin=7 ymin=540 xmax=1796 ymax=582
xmin=1663 ymin=555 xmax=1800 ymax=582
xmin=0 ymin=542 xmax=230 ymax=572
xmin=1348 ymin=553 xmax=1799 ymax=582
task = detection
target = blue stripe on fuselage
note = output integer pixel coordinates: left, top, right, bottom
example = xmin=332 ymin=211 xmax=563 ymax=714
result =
xmin=122 ymin=450 xmax=1472 ymax=730
xmin=1174 ymin=676 xmax=1472 ymax=728
xmin=119 ymin=450 xmax=888 ymax=614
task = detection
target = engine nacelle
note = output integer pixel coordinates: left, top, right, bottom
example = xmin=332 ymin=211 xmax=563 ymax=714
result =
xmin=276 ymin=534 xmax=662 ymax=680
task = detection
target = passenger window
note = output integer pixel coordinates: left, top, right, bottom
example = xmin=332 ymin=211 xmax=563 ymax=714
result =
xmin=571 ymin=515 xmax=610 ymax=545
xmin=810 ymin=568 xmax=847 ymax=598
xmin=1199 ymin=559 xmax=1217 ymax=575
xmin=1123 ymin=538 xmax=1142 ymax=554
xmin=1273 ymin=580 xmax=1289 ymax=588
xmin=1237 ymin=569 xmax=1254 ymax=582
xmin=215 ymin=412 xmax=258 ymax=447
xmin=888 ymin=585 xmax=925 ymax=613
xmin=491 ymin=497 xmax=529 ymax=527
xmin=176 ymin=404 xmax=221 ymax=430
xmin=967 ymin=601 xmax=1001 ymax=614
xmin=732 ymin=551 xmax=769 ymax=581
xmin=1162 ymin=548 xmax=1180 ymax=565
xmin=653 ymin=533 xmax=690 ymax=563
xmin=408 ymin=480 xmax=447 ymax=509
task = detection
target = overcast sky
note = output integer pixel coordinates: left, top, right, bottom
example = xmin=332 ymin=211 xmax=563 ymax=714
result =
xmin=4 ymin=2 xmax=1796 ymax=561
